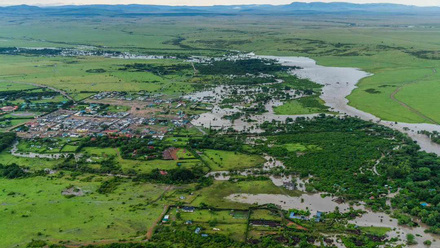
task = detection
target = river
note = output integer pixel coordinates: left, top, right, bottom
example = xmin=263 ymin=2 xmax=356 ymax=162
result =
xmin=260 ymin=56 xmax=440 ymax=155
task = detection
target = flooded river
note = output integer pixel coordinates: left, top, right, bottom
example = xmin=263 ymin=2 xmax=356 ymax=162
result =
xmin=188 ymin=54 xmax=440 ymax=155
xmin=188 ymin=55 xmax=440 ymax=246
xmin=261 ymin=56 xmax=440 ymax=155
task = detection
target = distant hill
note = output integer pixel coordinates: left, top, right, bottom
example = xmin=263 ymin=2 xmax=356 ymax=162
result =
xmin=0 ymin=2 xmax=439 ymax=16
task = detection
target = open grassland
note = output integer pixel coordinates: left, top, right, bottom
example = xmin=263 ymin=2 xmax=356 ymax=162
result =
xmin=250 ymin=209 xmax=282 ymax=221
xmin=171 ymin=209 xmax=249 ymax=241
xmin=200 ymin=149 xmax=265 ymax=171
xmin=359 ymin=226 xmax=392 ymax=236
xmin=0 ymin=177 xmax=167 ymax=247
xmin=178 ymin=209 xmax=248 ymax=224
xmin=274 ymin=96 xmax=328 ymax=115
xmin=317 ymin=52 xmax=440 ymax=123
xmin=0 ymin=55 xmax=194 ymax=96
xmin=0 ymin=151 xmax=59 ymax=170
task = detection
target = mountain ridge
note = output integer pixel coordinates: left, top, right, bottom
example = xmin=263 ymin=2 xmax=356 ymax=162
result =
xmin=0 ymin=2 xmax=439 ymax=16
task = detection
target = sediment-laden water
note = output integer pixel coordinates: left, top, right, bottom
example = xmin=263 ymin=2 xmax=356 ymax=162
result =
xmin=261 ymin=55 xmax=440 ymax=155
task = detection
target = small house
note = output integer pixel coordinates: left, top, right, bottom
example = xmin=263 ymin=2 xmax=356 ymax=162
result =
xmin=162 ymin=215 xmax=169 ymax=223
xmin=182 ymin=206 xmax=195 ymax=213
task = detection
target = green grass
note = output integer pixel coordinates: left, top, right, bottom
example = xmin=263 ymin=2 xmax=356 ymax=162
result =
xmin=0 ymin=56 xmax=195 ymax=97
xmin=318 ymin=51 xmax=440 ymax=124
xmin=250 ymin=209 xmax=281 ymax=221
xmin=0 ymin=177 xmax=167 ymax=247
xmin=177 ymin=209 xmax=247 ymax=224
xmin=359 ymin=226 xmax=391 ymax=236
xmin=0 ymin=151 xmax=59 ymax=170
xmin=169 ymin=209 xmax=248 ymax=242
xmin=281 ymin=143 xmax=321 ymax=152
xmin=61 ymin=145 xmax=79 ymax=153
xmin=81 ymin=147 xmax=203 ymax=174
xmin=17 ymin=138 xmax=80 ymax=154
xmin=0 ymin=118 xmax=32 ymax=131
xmin=200 ymin=149 xmax=265 ymax=171
xmin=274 ymin=96 xmax=328 ymax=115
xmin=176 ymin=148 xmax=195 ymax=159
xmin=191 ymin=180 xmax=292 ymax=209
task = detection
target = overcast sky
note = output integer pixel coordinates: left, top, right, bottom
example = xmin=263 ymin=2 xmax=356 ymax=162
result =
xmin=1 ymin=0 xmax=440 ymax=7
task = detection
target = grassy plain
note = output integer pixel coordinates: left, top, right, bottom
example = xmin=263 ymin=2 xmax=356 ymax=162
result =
xmin=274 ymin=96 xmax=328 ymax=115
xmin=191 ymin=180 xmax=295 ymax=209
xmin=0 ymin=56 xmax=194 ymax=96
xmin=200 ymin=149 xmax=265 ymax=171
xmin=0 ymin=177 xmax=168 ymax=247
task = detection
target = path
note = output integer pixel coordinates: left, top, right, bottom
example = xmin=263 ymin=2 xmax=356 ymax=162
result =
xmin=146 ymin=205 xmax=169 ymax=240
xmin=195 ymin=126 xmax=207 ymax=135
xmin=191 ymin=62 xmax=198 ymax=76
xmin=389 ymin=68 xmax=438 ymax=125
xmin=372 ymin=154 xmax=385 ymax=176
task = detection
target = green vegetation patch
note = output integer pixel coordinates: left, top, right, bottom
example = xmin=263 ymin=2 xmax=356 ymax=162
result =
xmin=0 ymin=177 xmax=167 ymax=247
xmin=200 ymin=149 xmax=265 ymax=171
xmin=274 ymin=96 xmax=328 ymax=115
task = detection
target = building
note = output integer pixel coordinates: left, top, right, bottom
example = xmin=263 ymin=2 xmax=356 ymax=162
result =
xmin=162 ymin=215 xmax=169 ymax=223
xmin=315 ymin=211 xmax=322 ymax=222
xmin=283 ymin=182 xmax=296 ymax=191
xmin=182 ymin=206 xmax=195 ymax=213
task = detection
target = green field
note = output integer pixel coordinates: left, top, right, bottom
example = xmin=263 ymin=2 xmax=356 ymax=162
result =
xmin=0 ymin=177 xmax=167 ymax=247
xmin=200 ymin=149 xmax=265 ymax=171
xmin=250 ymin=209 xmax=282 ymax=221
xmin=0 ymin=56 xmax=194 ymax=95
xmin=317 ymin=52 xmax=440 ymax=123
xmin=81 ymin=147 xmax=203 ymax=174
xmin=191 ymin=180 xmax=294 ymax=209
xmin=274 ymin=96 xmax=328 ymax=115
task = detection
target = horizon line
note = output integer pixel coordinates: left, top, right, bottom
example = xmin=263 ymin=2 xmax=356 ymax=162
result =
xmin=0 ymin=2 xmax=436 ymax=8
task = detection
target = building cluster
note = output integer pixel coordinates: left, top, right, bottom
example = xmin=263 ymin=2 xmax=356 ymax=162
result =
xmin=91 ymin=91 xmax=161 ymax=102
xmin=17 ymin=106 xmax=189 ymax=139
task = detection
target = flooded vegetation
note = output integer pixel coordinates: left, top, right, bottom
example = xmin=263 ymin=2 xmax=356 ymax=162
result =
xmin=2 ymin=3 xmax=440 ymax=247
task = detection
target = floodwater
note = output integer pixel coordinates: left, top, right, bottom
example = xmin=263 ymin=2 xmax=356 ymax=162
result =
xmin=226 ymin=192 xmax=437 ymax=247
xmin=187 ymin=55 xmax=440 ymax=246
xmin=206 ymin=156 xmax=301 ymax=187
xmin=186 ymin=84 xmax=319 ymax=132
xmin=260 ymin=56 xmax=440 ymax=155
xmin=188 ymin=55 xmax=440 ymax=155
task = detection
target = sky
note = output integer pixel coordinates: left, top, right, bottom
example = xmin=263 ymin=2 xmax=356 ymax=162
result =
xmin=0 ymin=0 xmax=439 ymax=7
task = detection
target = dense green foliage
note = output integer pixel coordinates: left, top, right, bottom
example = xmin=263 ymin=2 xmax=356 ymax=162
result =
xmin=79 ymin=136 xmax=162 ymax=160
xmin=119 ymin=63 xmax=192 ymax=76
xmin=0 ymin=163 xmax=28 ymax=179
xmin=196 ymin=59 xmax=287 ymax=75
xmin=0 ymin=132 xmax=15 ymax=152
